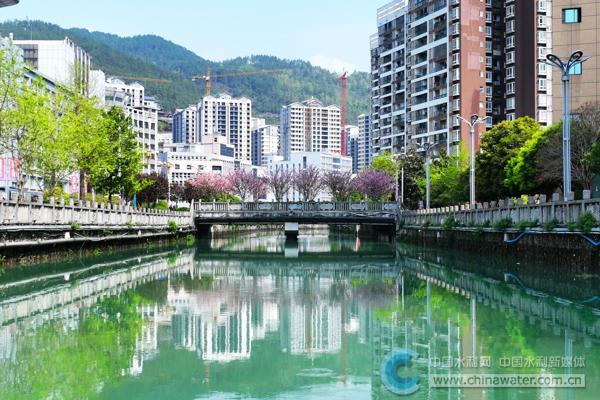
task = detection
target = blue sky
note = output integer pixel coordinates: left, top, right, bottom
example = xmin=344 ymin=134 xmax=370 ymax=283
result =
xmin=0 ymin=0 xmax=391 ymax=72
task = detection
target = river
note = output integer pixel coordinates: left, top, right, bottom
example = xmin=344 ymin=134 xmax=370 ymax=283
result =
xmin=0 ymin=230 xmax=598 ymax=399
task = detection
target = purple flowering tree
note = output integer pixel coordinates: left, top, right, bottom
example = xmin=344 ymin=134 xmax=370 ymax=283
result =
xmin=227 ymin=169 xmax=260 ymax=201
xmin=184 ymin=173 xmax=230 ymax=202
xmin=322 ymin=170 xmax=354 ymax=201
xmin=249 ymin=176 xmax=268 ymax=201
xmin=353 ymin=169 xmax=394 ymax=200
xmin=265 ymin=169 xmax=293 ymax=202
xmin=293 ymin=165 xmax=323 ymax=202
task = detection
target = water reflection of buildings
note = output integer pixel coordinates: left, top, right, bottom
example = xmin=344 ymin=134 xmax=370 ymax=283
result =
xmin=165 ymin=268 xmax=347 ymax=362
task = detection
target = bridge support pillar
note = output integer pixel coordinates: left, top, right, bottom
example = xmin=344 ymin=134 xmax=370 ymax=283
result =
xmin=284 ymin=222 xmax=299 ymax=239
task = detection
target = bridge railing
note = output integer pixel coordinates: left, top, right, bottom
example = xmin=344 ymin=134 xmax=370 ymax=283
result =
xmin=194 ymin=201 xmax=400 ymax=213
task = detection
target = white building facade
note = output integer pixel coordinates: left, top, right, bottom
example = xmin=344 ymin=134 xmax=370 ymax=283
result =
xmin=251 ymin=121 xmax=279 ymax=166
xmin=159 ymin=134 xmax=251 ymax=186
xmin=105 ymin=78 xmax=159 ymax=174
xmin=173 ymin=105 xmax=198 ymax=144
xmin=198 ymin=94 xmax=252 ymax=162
xmin=13 ymin=37 xmax=91 ymax=94
xmin=280 ymin=99 xmax=342 ymax=160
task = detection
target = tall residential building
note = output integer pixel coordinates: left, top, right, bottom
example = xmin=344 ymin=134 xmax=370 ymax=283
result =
xmin=280 ymin=99 xmax=342 ymax=160
xmin=13 ymin=37 xmax=91 ymax=94
xmin=173 ymin=105 xmax=198 ymax=144
xmin=105 ymin=78 xmax=159 ymax=173
xmin=551 ymin=0 xmax=600 ymax=121
xmin=251 ymin=119 xmax=280 ymax=166
xmin=345 ymin=125 xmax=359 ymax=173
xmin=357 ymin=114 xmax=372 ymax=171
xmin=198 ymin=94 xmax=252 ymax=162
xmin=370 ymin=0 xmax=553 ymax=158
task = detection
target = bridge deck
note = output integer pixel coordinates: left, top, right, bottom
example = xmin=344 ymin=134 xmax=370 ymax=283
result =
xmin=194 ymin=201 xmax=400 ymax=226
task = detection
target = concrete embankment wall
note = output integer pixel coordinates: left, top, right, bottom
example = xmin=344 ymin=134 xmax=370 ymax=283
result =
xmin=400 ymin=227 xmax=600 ymax=269
xmin=0 ymin=199 xmax=195 ymax=265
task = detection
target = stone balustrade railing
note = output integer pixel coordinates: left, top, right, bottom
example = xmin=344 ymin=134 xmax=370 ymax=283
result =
xmin=194 ymin=201 xmax=400 ymax=213
xmin=0 ymin=197 xmax=194 ymax=227
xmin=400 ymin=192 xmax=600 ymax=227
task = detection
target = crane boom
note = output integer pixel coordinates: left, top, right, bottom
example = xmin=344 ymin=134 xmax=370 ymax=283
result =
xmin=192 ymin=68 xmax=288 ymax=96
xmin=112 ymin=75 xmax=172 ymax=84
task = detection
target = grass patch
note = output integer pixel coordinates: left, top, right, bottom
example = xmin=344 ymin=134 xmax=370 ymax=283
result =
xmin=577 ymin=212 xmax=597 ymax=233
xmin=493 ymin=217 xmax=513 ymax=231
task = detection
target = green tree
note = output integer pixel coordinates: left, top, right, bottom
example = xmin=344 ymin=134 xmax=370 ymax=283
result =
xmin=371 ymin=150 xmax=424 ymax=208
xmin=417 ymin=147 xmax=469 ymax=207
xmin=0 ymin=54 xmax=58 ymax=202
xmin=89 ymin=107 xmax=144 ymax=201
xmin=476 ymin=117 xmax=540 ymax=201
xmin=504 ymin=123 xmax=561 ymax=195
xmin=537 ymin=102 xmax=600 ymax=191
xmin=35 ymin=90 xmax=80 ymax=196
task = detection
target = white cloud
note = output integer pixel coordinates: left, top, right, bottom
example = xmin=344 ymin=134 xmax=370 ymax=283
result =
xmin=308 ymin=54 xmax=365 ymax=74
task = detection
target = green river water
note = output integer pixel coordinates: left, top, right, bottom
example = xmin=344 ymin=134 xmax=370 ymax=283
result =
xmin=0 ymin=231 xmax=598 ymax=399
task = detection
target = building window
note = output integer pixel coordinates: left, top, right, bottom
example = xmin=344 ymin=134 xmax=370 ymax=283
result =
xmin=563 ymin=8 xmax=581 ymax=24
xmin=569 ymin=61 xmax=582 ymax=75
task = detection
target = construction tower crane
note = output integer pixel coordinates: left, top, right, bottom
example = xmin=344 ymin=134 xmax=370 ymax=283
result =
xmin=339 ymin=72 xmax=348 ymax=156
xmin=112 ymin=75 xmax=172 ymax=84
xmin=192 ymin=67 xmax=288 ymax=97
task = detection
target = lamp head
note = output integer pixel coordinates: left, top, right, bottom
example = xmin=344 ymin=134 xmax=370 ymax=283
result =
xmin=569 ymin=51 xmax=584 ymax=63
xmin=546 ymin=53 xmax=563 ymax=69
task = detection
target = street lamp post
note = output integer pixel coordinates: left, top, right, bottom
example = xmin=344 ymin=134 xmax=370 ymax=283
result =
xmin=392 ymin=154 xmax=405 ymax=206
xmin=458 ymin=114 xmax=489 ymax=206
xmin=162 ymin=162 xmax=174 ymax=207
xmin=545 ymin=51 xmax=591 ymax=201
xmin=420 ymin=143 xmax=440 ymax=209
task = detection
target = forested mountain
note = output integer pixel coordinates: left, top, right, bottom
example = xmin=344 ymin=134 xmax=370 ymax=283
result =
xmin=0 ymin=20 xmax=371 ymax=122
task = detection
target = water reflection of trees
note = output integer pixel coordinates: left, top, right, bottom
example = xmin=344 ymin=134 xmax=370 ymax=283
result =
xmin=0 ymin=292 xmax=143 ymax=400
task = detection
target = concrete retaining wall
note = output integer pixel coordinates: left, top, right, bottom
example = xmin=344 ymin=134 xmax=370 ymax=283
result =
xmin=400 ymin=227 xmax=600 ymax=269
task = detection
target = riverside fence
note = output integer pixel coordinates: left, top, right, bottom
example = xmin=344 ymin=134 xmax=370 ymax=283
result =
xmin=0 ymin=197 xmax=194 ymax=227
xmin=400 ymin=194 xmax=600 ymax=227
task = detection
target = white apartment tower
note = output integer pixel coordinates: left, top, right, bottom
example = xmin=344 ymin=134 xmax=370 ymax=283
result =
xmin=105 ymin=78 xmax=159 ymax=174
xmin=198 ymin=94 xmax=252 ymax=162
xmin=173 ymin=105 xmax=198 ymax=144
xmin=251 ymin=119 xmax=280 ymax=166
xmin=13 ymin=37 xmax=91 ymax=94
xmin=280 ymin=99 xmax=341 ymax=160
xmin=357 ymin=114 xmax=372 ymax=171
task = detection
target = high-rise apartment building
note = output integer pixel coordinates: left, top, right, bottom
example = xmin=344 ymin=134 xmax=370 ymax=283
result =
xmin=105 ymin=78 xmax=159 ymax=173
xmin=173 ymin=105 xmax=198 ymax=144
xmin=345 ymin=125 xmax=359 ymax=173
xmin=198 ymin=94 xmax=252 ymax=162
xmin=251 ymin=119 xmax=280 ymax=166
xmin=551 ymin=0 xmax=600 ymax=121
xmin=13 ymin=37 xmax=91 ymax=94
xmin=370 ymin=0 xmax=554 ymax=158
xmin=280 ymin=99 xmax=341 ymax=160
xmin=357 ymin=114 xmax=372 ymax=171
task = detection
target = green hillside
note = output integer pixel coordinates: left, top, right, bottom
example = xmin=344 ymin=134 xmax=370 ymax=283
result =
xmin=0 ymin=20 xmax=371 ymax=123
